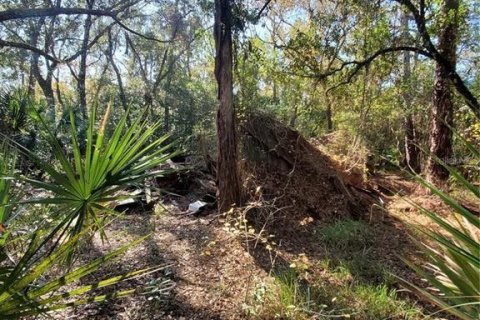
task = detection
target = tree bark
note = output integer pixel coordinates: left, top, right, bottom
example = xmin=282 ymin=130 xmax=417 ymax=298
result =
xmin=163 ymin=58 xmax=175 ymax=133
xmin=395 ymin=0 xmax=478 ymax=118
xmin=77 ymin=0 xmax=94 ymax=121
xmin=326 ymin=102 xmax=333 ymax=132
xmin=401 ymin=12 xmax=420 ymax=173
xmin=214 ymin=0 xmax=242 ymax=213
xmin=106 ymin=29 xmax=128 ymax=114
xmin=27 ymin=18 xmax=55 ymax=106
xmin=271 ymin=15 xmax=279 ymax=105
xmin=55 ymin=69 xmax=65 ymax=109
xmin=425 ymin=0 xmax=458 ymax=185
xmin=321 ymin=82 xmax=333 ymax=132
xmin=289 ymin=105 xmax=298 ymax=128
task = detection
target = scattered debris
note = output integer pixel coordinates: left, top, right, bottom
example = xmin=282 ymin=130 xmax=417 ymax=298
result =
xmin=242 ymin=112 xmax=381 ymax=226
xmin=187 ymin=200 xmax=208 ymax=215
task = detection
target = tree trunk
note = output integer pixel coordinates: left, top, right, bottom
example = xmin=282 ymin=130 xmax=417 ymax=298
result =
xmin=401 ymin=12 xmax=420 ymax=173
xmin=31 ymin=54 xmax=55 ymax=108
xmin=289 ymin=105 xmax=298 ymax=128
xmin=55 ymin=69 xmax=65 ymax=109
xmin=163 ymin=57 xmax=175 ymax=133
xmin=78 ymin=0 xmax=94 ymax=121
xmin=27 ymin=60 xmax=36 ymax=97
xmin=214 ymin=0 xmax=242 ymax=213
xmin=27 ymin=18 xmax=54 ymax=104
xmin=326 ymin=102 xmax=333 ymax=132
xmin=106 ymin=29 xmax=128 ymax=114
xmin=403 ymin=114 xmax=420 ymax=173
xmin=321 ymin=82 xmax=333 ymax=132
xmin=271 ymin=16 xmax=279 ymax=105
xmin=426 ymin=0 xmax=458 ymax=185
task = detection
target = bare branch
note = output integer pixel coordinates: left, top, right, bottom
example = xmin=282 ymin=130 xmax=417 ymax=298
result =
xmin=0 ymin=7 xmax=171 ymax=43
xmin=287 ymin=46 xmax=431 ymax=80
xmin=0 ymin=7 xmax=116 ymax=22
xmin=325 ymin=46 xmax=432 ymax=93
xmin=395 ymin=0 xmax=479 ymax=118
xmin=0 ymin=38 xmax=59 ymax=62
xmin=63 ymin=22 xmax=116 ymax=63
xmin=256 ymin=0 xmax=274 ymax=20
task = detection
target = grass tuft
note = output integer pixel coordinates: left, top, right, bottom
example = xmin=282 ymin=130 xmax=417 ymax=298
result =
xmin=246 ymin=267 xmax=423 ymax=319
xmin=318 ymin=219 xmax=373 ymax=251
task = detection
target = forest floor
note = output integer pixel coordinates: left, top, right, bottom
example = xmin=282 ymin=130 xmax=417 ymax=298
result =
xmin=51 ymin=115 xmax=477 ymax=319
xmin=49 ymin=169 xmax=474 ymax=320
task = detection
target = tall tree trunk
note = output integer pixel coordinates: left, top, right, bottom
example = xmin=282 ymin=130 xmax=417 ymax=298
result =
xmin=55 ymin=69 xmax=65 ymax=109
xmin=426 ymin=0 xmax=459 ymax=185
xmin=163 ymin=61 xmax=174 ymax=133
xmin=31 ymin=54 xmax=55 ymax=107
xmin=321 ymin=82 xmax=333 ymax=132
xmin=289 ymin=105 xmax=298 ymax=128
xmin=106 ymin=29 xmax=128 ymax=114
xmin=78 ymin=0 xmax=94 ymax=121
xmin=27 ymin=61 xmax=36 ymax=97
xmin=27 ymin=18 xmax=53 ymax=103
xmin=271 ymin=16 xmax=279 ymax=105
xmin=401 ymin=12 xmax=420 ymax=173
xmin=326 ymin=102 xmax=333 ymax=132
xmin=214 ymin=0 xmax=242 ymax=213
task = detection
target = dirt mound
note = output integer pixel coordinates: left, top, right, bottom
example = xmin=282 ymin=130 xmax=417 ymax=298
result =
xmin=242 ymin=113 xmax=379 ymax=225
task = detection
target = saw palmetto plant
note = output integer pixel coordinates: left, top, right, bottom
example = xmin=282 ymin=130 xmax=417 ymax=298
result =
xmin=0 ymin=89 xmax=29 ymax=134
xmin=0 ymin=101 xmax=178 ymax=318
xmin=0 ymin=225 xmax=171 ymax=319
xmin=399 ymin=140 xmax=480 ymax=320
xmin=10 ymin=102 xmax=178 ymax=240
xmin=0 ymin=143 xmax=19 ymax=246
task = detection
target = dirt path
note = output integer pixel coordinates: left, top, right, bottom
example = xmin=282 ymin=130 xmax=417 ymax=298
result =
xmin=56 ymin=203 xmax=269 ymax=320
xmin=51 ymin=170 xmax=461 ymax=319
xmin=53 ymin=196 xmax=427 ymax=319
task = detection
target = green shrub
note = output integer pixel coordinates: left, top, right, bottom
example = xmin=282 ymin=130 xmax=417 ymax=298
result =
xmin=318 ymin=219 xmax=373 ymax=251
xmin=11 ymin=103 xmax=178 ymax=240
xmin=0 ymin=101 xmax=178 ymax=318
xmin=269 ymin=269 xmax=328 ymax=319
xmin=0 ymin=144 xmax=18 ymax=246
xmin=351 ymin=284 xmax=420 ymax=319
xmin=398 ymin=143 xmax=480 ymax=320
xmin=0 ymin=89 xmax=29 ymax=135
xmin=0 ymin=225 xmax=170 ymax=318
xmin=248 ymin=267 xmax=422 ymax=319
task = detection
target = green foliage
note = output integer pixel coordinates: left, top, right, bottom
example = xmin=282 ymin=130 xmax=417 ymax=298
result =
xmin=0 ymin=225 xmax=168 ymax=319
xmin=272 ymin=269 xmax=323 ymax=317
xmin=247 ymin=267 xmax=422 ymax=319
xmin=0 ymin=88 xmax=29 ymax=133
xmin=399 ymin=145 xmax=480 ymax=320
xmin=0 ymin=88 xmax=38 ymax=150
xmin=349 ymin=284 xmax=420 ymax=319
xmin=0 ymin=98 xmax=179 ymax=318
xmin=10 ymin=103 xmax=178 ymax=240
xmin=317 ymin=219 xmax=389 ymax=284
xmin=0 ymin=146 xmax=13 ymax=224
xmin=0 ymin=144 xmax=19 ymax=246
xmin=318 ymin=219 xmax=373 ymax=251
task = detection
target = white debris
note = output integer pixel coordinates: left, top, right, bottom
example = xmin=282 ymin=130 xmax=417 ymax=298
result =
xmin=166 ymin=159 xmax=179 ymax=169
xmin=115 ymin=189 xmax=143 ymax=206
xmin=187 ymin=200 xmax=207 ymax=214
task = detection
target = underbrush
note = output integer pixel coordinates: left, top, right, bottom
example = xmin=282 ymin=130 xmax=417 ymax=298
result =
xmin=245 ymin=266 xmax=423 ymax=319
xmin=0 ymin=103 xmax=177 ymax=318
xmin=317 ymin=219 xmax=373 ymax=251
xmin=318 ymin=219 xmax=388 ymax=284
xmin=243 ymin=218 xmax=423 ymax=319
